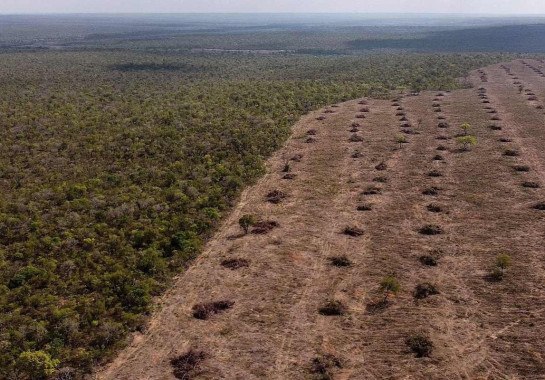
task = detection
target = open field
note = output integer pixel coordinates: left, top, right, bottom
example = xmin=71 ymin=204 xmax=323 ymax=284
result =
xmin=99 ymin=59 xmax=545 ymax=379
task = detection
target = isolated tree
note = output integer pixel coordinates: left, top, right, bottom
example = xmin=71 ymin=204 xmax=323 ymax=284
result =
xmin=456 ymin=135 xmax=477 ymax=151
xmin=238 ymin=214 xmax=255 ymax=235
xmin=396 ymin=134 xmax=407 ymax=149
xmin=460 ymin=122 xmax=471 ymax=135
xmin=380 ymin=275 xmax=400 ymax=302
xmin=491 ymin=253 xmax=512 ymax=280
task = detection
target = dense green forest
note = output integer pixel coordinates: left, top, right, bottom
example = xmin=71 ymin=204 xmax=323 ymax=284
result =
xmin=0 ymin=14 xmax=536 ymax=379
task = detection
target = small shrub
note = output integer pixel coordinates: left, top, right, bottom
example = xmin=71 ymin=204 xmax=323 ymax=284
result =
xmin=460 ymin=122 xmax=471 ymax=135
xmin=306 ymin=136 xmax=317 ymax=143
xmin=318 ymin=300 xmax=346 ymax=316
xmin=496 ymin=253 xmax=512 ymax=270
xmin=193 ymin=300 xmax=234 ymax=320
xmin=489 ymin=254 xmax=512 ymax=281
xmin=238 ymin=214 xmax=255 ymax=234
xmin=405 ymin=335 xmax=433 ymax=358
xmin=307 ymin=129 xmax=318 ymax=136
xmin=491 ymin=115 xmax=500 ymax=121
xmin=380 ymin=275 xmax=401 ymax=298
xmin=170 ymin=350 xmax=206 ymax=380
xmin=355 ymin=114 xmax=366 ymax=119
xmin=428 ymin=170 xmax=442 ymax=177
xmin=221 ymin=258 xmax=249 ymax=270
xmin=351 ymin=150 xmax=363 ymax=158
xmin=316 ymin=116 xmax=326 ymax=121
xmin=413 ymin=283 xmax=439 ymax=299
xmin=489 ymin=124 xmax=502 ymax=131
xmin=329 ymin=256 xmax=352 ymax=267
xmin=283 ymin=173 xmax=297 ymax=180
xmin=343 ymin=226 xmax=364 ymax=237
xmin=419 ymin=224 xmax=443 ymax=235
xmin=373 ymin=176 xmax=388 ymax=183
xmin=436 ymin=145 xmax=447 ymax=151
xmin=433 ymin=155 xmax=444 ymax=161
xmin=396 ymin=135 xmax=407 ymax=148
xmin=456 ymin=135 xmax=477 ymax=151
xmin=499 ymin=137 xmax=511 ymax=142
xmin=438 ymin=122 xmax=449 ymax=128
xmin=360 ymin=107 xmax=370 ymax=112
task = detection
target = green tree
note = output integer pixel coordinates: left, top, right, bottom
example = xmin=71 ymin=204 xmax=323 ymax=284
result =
xmin=460 ymin=122 xmax=471 ymax=135
xmin=16 ymin=351 xmax=59 ymax=379
xmin=457 ymin=135 xmax=477 ymax=151
xmin=380 ymin=275 xmax=400 ymax=302
xmin=238 ymin=214 xmax=256 ymax=235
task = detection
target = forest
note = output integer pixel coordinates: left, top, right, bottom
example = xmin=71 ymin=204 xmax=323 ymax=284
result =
xmin=0 ymin=14 xmax=540 ymax=379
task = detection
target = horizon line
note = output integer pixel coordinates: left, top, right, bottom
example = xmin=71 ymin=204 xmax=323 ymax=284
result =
xmin=2 ymin=12 xmax=545 ymax=17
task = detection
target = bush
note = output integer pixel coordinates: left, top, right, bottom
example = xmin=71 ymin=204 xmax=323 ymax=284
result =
xmin=456 ymin=135 xmax=477 ymax=151
xmin=489 ymin=254 xmax=512 ymax=281
xmin=16 ymin=351 xmax=59 ymax=379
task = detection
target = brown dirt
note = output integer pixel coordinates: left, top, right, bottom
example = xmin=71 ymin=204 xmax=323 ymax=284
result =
xmin=97 ymin=60 xmax=545 ymax=380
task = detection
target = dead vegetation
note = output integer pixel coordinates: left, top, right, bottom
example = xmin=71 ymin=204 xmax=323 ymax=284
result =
xmin=413 ymin=283 xmax=439 ymax=299
xmin=251 ymin=220 xmax=279 ymax=234
xmin=192 ymin=301 xmax=234 ymax=320
xmin=266 ymin=190 xmax=287 ymax=204
xmin=310 ymin=354 xmax=342 ymax=379
xmin=221 ymin=258 xmax=249 ymax=270
xmin=170 ymin=350 xmax=206 ymax=380
xmin=328 ymin=256 xmax=352 ymax=267
xmin=419 ymin=224 xmax=443 ymax=235
xmin=405 ymin=335 xmax=433 ymax=358
xmin=343 ymin=226 xmax=364 ymax=237
xmin=318 ymin=300 xmax=346 ymax=316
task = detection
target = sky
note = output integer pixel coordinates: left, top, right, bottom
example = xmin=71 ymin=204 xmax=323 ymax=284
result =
xmin=1 ymin=0 xmax=545 ymax=15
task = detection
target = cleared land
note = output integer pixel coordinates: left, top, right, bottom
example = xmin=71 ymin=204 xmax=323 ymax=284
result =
xmin=99 ymin=59 xmax=545 ymax=379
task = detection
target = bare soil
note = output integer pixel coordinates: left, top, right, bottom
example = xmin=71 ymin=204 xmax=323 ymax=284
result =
xmin=97 ymin=60 xmax=545 ymax=380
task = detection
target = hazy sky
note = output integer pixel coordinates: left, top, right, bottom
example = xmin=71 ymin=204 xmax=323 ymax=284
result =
xmin=2 ymin=0 xmax=545 ymax=15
